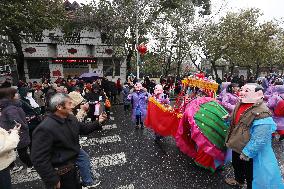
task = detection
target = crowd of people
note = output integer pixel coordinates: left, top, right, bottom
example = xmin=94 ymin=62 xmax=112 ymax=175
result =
xmin=0 ymin=74 xmax=177 ymax=189
xmin=1 ymin=72 xmax=284 ymax=189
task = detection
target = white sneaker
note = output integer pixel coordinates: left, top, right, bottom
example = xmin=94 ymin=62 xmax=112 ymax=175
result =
xmin=82 ymin=180 xmax=101 ymax=189
xmin=11 ymin=165 xmax=23 ymax=174
xmin=27 ymin=167 xmax=36 ymax=173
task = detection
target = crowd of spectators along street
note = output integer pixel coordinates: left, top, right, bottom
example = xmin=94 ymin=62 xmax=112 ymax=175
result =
xmin=0 ymin=73 xmax=180 ymax=189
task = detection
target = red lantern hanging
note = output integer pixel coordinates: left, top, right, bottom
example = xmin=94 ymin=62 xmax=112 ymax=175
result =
xmin=137 ymin=44 xmax=147 ymax=55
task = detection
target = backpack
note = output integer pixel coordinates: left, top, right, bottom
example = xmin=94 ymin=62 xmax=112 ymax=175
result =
xmin=274 ymin=96 xmax=284 ymax=116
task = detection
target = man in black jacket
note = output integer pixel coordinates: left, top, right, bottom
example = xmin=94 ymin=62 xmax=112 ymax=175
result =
xmin=31 ymin=93 xmax=107 ymax=189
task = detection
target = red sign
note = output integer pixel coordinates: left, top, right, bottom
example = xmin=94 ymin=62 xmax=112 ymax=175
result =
xmin=68 ymin=48 xmax=77 ymax=54
xmin=52 ymin=70 xmax=62 ymax=77
xmin=52 ymin=59 xmax=96 ymax=64
xmin=25 ymin=47 xmax=36 ymax=54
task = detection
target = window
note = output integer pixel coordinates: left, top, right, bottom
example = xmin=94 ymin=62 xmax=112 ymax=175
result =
xmin=103 ymin=59 xmax=120 ymax=76
xmin=27 ymin=59 xmax=50 ymax=79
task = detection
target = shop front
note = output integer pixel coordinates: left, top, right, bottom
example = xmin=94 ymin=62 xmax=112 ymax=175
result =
xmin=26 ymin=59 xmax=50 ymax=80
xmin=50 ymin=58 xmax=97 ymax=81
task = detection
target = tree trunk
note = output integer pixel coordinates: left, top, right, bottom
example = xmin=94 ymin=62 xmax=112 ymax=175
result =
xmin=164 ymin=52 xmax=172 ymax=77
xmin=126 ymin=48 xmax=133 ymax=79
xmin=164 ymin=56 xmax=170 ymax=77
xmin=255 ymin=59 xmax=260 ymax=79
xmin=111 ymin=57 xmax=115 ymax=79
xmin=229 ymin=62 xmax=235 ymax=78
xmin=176 ymin=60 xmax=182 ymax=78
xmin=9 ymin=33 xmax=25 ymax=81
xmin=189 ymin=54 xmax=201 ymax=72
xmin=269 ymin=62 xmax=273 ymax=73
xmin=211 ymin=59 xmax=219 ymax=79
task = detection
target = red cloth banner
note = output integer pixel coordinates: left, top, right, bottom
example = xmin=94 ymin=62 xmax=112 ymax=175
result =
xmin=145 ymin=99 xmax=181 ymax=137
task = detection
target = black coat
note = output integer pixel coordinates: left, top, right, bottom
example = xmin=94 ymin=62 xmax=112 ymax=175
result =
xmin=0 ymin=99 xmax=30 ymax=149
xmin=31 ymin=113 xmax=102 ymax=187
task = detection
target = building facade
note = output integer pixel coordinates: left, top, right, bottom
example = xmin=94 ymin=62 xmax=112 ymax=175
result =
xmin=22 ymin=28 xmax=126 ymax=83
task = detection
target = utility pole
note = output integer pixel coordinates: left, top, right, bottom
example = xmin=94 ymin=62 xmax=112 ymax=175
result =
xmin=136 ymin=27 xmax=140 ymax=80
xmin=135 ymin=0 xmax=140 ymax=80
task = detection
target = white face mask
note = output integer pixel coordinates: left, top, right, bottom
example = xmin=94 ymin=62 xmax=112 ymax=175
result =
xmin=27 ymin=93 xmax=32 ymax=98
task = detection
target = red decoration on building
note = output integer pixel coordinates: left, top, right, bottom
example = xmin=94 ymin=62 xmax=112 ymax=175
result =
xmin=68 ymin=48 xmax=78 ymax=54
xmin=137 ymin=44 xmax=147 ymax=55
xmin=24 ymin=47 xmax=36 ymax=54
xmin=52 ymin=70 xmax=62 ymax=77
xmin=105 ymin=48 xmax=113 ymax=55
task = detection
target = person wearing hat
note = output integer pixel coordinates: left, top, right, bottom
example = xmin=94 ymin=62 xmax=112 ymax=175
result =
xmin=69 ymin=91 xmax=89 ymax=122
xmin=68 ymin=91 xmax=101 ymax=188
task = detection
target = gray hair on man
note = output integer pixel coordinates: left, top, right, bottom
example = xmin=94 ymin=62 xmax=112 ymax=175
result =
xmin=49 ymin=93 xmax=70 ymax=112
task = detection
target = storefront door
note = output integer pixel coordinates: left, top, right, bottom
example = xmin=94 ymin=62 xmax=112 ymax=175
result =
xmin=62 ymin=63 xmax=89 ymax=78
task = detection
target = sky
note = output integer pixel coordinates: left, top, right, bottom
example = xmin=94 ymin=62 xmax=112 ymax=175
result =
xmin=211 ymin=0 xmax=283 ymax=22
xmin=71 ymin=0 xmax=284 ymax=22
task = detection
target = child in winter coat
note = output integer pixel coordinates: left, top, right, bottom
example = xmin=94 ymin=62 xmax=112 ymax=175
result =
xmin=128 ymin=83 xmax=150 ymax=129
xmin=122 ymin=83 xmax=131 ymax=112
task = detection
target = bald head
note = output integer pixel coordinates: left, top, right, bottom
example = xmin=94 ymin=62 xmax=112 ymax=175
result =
xmin=239 ymin=83 xmax=264 ymax=103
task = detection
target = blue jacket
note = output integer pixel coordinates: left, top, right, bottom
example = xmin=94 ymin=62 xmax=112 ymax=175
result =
xmin=242 ymin=117 xmax=284 ymax=189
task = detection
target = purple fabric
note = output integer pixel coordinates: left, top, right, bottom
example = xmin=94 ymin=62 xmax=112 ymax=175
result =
xmin=220 ymin=92 xmax=239 ymax=114
xmin=217 ymin=82 xmax=231 ymax=101
xmin=262 ymin=78 xmax=269 ymax=91
xmin=128 ymin=91 xmax=149 ymax=122
xmin=267 ymin=93 xmax=284 ymax=131
xmin=273 ymin=85 xmax=284 ymax=94
xmin=264 ymin=85 xmax=275 ymax=100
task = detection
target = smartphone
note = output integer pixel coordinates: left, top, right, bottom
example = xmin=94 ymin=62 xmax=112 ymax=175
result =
xmin=13 ymin=120 xmax=21 ymax=129
xmin=14 ymin=120 xmax=19 ymax=125
xmin=99 ymin=101 xmax=105 ymax=114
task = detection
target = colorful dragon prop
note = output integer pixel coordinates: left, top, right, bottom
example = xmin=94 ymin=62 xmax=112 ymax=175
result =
xmin=145 ymin=76 xmax=230 ymax=172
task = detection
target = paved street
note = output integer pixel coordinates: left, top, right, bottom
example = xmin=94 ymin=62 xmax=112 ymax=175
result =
xmin=11 ymin=104 xmax=284 ymax=189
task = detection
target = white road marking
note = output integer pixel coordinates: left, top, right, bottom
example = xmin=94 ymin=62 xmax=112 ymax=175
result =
xmin=102 ymin=123 xmax=117 ymax=130
xmin=110 ymin=116 xmax=115 ymax=120
xmin=12 ymin=152 xmax=127 ymax=185
xmin=110 ymin=112 xmax=113 ymax=115
xmin=80 ymin=135 xmax=121 ymax=146
xmin=91 ymin=152 xmax=127 ymax=169
xmin=117 ymin=184 xmax=135 ymax=189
